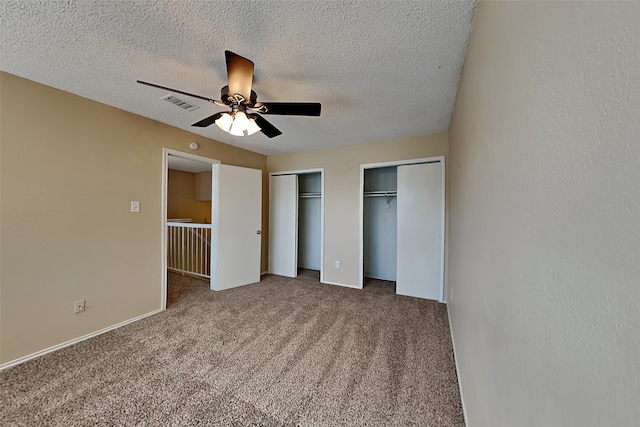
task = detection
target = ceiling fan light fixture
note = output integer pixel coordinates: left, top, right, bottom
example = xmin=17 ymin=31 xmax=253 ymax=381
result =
xmin=216 ymin=110 xmax=261 ymax=137
xmin=215 ymin=113 xmax=233 ymax=132
xmin=229 ymin=111 xmax=249 ymax=136
xmin=246 ymin=117 xmax=261 ymax=135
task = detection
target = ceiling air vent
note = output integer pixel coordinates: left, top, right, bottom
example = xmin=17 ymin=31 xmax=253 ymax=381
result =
xmin=161 ymin=94 xmax=199 ymax=111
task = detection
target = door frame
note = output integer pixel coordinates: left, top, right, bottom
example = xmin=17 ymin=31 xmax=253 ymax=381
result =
xmin=161 ymin=148 xmax=220 ymax=310
xmin=358 ymin=156 xmax=445 ymax=302
xmin=269 ymin=168 xmax=325 ymax=282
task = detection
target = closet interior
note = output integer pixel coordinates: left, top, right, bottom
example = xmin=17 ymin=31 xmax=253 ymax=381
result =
xmin=297 ymin=173 xmax=322 ymax=272
xmin=363 ymin=166 xmax=398 ymax=282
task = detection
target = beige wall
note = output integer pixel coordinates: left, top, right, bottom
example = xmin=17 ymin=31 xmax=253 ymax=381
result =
xmin=0 ymin=72 xmax=267 ymax=363
xmin=448 ymin=2 xmax=640 ymax=426
xmin=167 ymin=170 xmax=211 ymax=223
xmin=268 ymin=133 xmax=448 ymax=288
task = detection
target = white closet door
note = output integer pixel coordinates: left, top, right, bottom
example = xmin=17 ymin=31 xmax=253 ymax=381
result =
xmin=211 ymin=164 xmax=262 ymax=291
xmin=268 ymin=174 xmax=298 ymax=277
xmin=396 ymin=162 xmax=443 ymax=301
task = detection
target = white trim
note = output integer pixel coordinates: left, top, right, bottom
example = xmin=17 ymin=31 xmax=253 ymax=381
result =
xmin=167 ymin=218 xmax=193 ymax=223
xmin=439 ymin=159 xmax=446 ymax=303
xmin=269 ymin=168 xmax=324 ymax=177
xmin=358 ymin=156 xmax=446 ymax=302
xmin=210 ymin=164 xmax=220 ymax=290
xmin=165 ymin=148 xmax=222 ymax=166
xmin=269 ymin=168 xmax=325 ymax=282
xmin=359 ymin=165 xmax=365 ymax=290
xmin=162 ymin=148 xmax=220 ymax=301
xmin=447 ymin=303 xmax=469 ymax=426
xmin=0 ymin=309 xmax=163 ymax=372
xmin=359 ymin=157 xmax=442 ymax=171
xmin=166 ymin=222 xmax=213 ymax=229
xmin=162 ymin=152 xmax=168 ymax=309
xmin=320 ymin=279 xmax=360 ymax=289
xmin=320 ymin=171 xmax=325 ymax=283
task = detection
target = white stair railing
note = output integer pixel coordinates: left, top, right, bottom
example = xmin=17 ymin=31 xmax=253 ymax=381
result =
xmin=167 ymin=222 xmax=212 ymax=278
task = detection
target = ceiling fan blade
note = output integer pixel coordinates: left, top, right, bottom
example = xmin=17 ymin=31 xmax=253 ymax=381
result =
xmin=253 ymin=114 xmax=282 ymax=138
xmin=192 ymin=112 xmax=224 ymax=127
xmin=225 ymin=51 xmax=254 ymax=103
xmin=261 ymin=102 xmax=321 ymax=116
xmin=137 ymin=80 xmax=223 ymax=105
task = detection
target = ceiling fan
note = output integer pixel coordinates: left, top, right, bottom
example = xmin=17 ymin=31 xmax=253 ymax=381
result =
xmin=137 ymin=51 xmax=321 ymax=138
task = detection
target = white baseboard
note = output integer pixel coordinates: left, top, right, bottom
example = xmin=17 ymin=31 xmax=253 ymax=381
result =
xmin=447 ymin=302 xmax=469 ymax=426
xmin=321 ymin=279 xmax=360 ymax=289
xmin=0 ymin=308 xmax=163 ymax=372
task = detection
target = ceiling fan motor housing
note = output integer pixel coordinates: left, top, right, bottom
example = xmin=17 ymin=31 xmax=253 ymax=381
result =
xmin=221 ymin=85 xmax=257 ymax=106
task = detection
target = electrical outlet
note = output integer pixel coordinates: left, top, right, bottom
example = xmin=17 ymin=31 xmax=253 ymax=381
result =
xmin=449 ymin=288 xmax=454 ymax=302
xmin=74 ymin=299 xmax=86 ymax=314
xmin=335 ymin=260 xmax=340 ymax=269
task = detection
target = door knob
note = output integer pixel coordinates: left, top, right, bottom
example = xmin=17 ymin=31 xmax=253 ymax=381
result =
xmin=257 ymin=230 xmax=261 ymax=235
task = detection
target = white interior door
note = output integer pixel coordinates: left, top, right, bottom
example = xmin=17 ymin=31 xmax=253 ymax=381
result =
xmin=211 ymin=164 xmax=262 ymax=291
xmin=268 ymin=174 xmax=298 ymax=277
xmin=396 ymin=162 xmax=443 ymax=300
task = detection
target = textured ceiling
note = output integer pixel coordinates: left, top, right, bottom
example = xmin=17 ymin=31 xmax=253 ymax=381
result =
xmin=0 ymin=1 xmax=476 ymax=156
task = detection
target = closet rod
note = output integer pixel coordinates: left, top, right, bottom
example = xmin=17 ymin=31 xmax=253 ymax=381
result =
xmin=299 ymin=192 xmax=321 ymax=198
xmin=363 ymin=192 xmax=397 ymax=198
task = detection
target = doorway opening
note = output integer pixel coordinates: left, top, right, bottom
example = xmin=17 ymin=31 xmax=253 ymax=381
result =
xmin=161 ymin=148 xmax=219 ymax=309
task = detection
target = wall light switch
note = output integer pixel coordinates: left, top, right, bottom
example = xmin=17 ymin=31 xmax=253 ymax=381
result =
xmin=130 ymin=201 xmax=140 ymax=213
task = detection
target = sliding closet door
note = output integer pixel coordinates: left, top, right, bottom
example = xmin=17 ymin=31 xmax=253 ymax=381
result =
xmin=268 ymin=174 xmax=298 ymax=277
xmin=396 ymin=162 xmax=443 ymax=301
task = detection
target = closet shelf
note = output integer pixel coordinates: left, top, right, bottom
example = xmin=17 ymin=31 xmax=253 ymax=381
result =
xmin=363 ymin=191 xmax=397 ymax=198
xmin=299 ymin=192 xmax=321 ymax=198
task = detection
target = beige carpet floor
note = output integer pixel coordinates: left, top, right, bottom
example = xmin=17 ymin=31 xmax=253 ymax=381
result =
xmin=1 ymin=271 xmax=464 ymax=426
